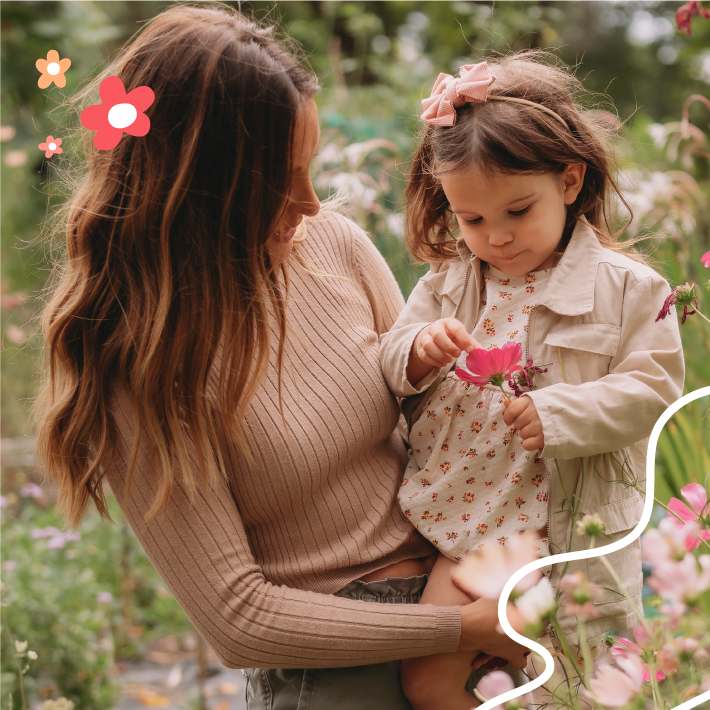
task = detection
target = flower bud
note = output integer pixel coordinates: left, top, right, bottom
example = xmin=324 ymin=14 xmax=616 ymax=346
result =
xmin=575 ymin=513 xmax=606 ymax=538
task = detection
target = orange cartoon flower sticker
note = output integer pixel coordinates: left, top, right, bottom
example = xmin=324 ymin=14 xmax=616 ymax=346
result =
xmin=38 ymin=136 xmax=62 ymax=158
xmin=36 ymin=50 xmax=71 ymax=89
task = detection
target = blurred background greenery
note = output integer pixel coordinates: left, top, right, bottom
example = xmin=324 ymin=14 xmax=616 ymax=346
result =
xmin=1 ymin=2 xmax=709 ymax=708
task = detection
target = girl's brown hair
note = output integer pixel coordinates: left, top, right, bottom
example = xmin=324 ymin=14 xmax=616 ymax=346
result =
xmin=32 ymin=3 xmax=318 ymax=527
xmin=406 ymin=51 xmax=637 ymax=263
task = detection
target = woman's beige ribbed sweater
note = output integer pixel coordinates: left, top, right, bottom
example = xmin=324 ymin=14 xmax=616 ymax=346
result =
xmin=104 ymin=211 xmax=462 ymax=669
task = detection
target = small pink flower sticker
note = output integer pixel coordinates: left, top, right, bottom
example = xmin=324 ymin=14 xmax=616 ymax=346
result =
xmin=701 ymin=251 xmax=710 ymax=268
xmin=80 ymin=76 xmax=155 ymax=151
xmin=38 ymin=135 xmax=62 ymax=158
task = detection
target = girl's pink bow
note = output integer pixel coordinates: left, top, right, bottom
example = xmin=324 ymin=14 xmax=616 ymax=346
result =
xmin=420 ymin=62 xmax=497 ymax=126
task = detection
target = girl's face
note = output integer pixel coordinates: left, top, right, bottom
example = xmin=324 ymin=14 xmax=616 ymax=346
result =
xmin=439 ymin=165 xmax=586 ymax=276
xmin=268 ymin=99 xmax=321 ymax=265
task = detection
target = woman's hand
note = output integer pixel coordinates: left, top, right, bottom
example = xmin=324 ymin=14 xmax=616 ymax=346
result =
xmin=503 ymin=396 xmax=544 ymax=451
xmin=458 ymin=596 xmax=530 ymax=670
xmin=407 ymin=318 xmax=480 ymax=386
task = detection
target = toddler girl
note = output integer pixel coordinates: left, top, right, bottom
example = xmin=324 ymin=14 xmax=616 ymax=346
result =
xmin=380 ymin=54 xmax=684 ymax=709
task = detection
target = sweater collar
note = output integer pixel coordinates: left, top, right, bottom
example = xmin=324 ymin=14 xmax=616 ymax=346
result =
xmin=454 ymin=219 xmax=602 ymax=317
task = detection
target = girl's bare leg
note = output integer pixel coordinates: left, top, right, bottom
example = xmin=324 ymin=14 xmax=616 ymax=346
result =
xmin=401 ymin=554 xmax=481 ymax=710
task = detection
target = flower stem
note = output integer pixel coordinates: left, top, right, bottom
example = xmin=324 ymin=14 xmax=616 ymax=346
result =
xmin=1 ymin=609 xmax=27 ymax=710
xmin=693 ymin=307 xmax=710 ymax=327
xmin=550 ymin=613 xmax=590 ymax=691
xmin=497 ymin=385 xmax=512 ymax=402
xmin=596 ymin=554 xmax=647 ymax=625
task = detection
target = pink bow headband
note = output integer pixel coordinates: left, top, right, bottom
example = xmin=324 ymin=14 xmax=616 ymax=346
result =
xmin=420 ymin=62 xmax=569 ymax=130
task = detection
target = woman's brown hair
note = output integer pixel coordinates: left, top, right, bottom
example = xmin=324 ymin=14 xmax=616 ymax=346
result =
xmin=406 ymin=51 xmax=638 ymax=264
xmin=32 ymin=3 xmax=318 ymax=527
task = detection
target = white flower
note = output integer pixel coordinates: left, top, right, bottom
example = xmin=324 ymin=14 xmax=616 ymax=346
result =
xmin=452 ymin=536 xmax=542 ymax=600
xmin=514 ymin=577 xmax=556 ymax=625
xmin=575 ymin=513 xmax=606 ymax=537
xmin=27 ymin=650 xmax=38 ymax=660
xmin=15 ymin=640 xmax=27 ymax=654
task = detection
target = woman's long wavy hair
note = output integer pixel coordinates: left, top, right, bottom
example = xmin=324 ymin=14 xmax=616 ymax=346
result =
xmin=406 ymin=51 xmax=642 ymax=264
xmin=32 ymin=3 xmax=319 ymax=528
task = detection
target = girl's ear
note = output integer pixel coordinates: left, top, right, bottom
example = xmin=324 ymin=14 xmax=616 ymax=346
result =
xmin=562 ymin=163 xmax=586 ymax=205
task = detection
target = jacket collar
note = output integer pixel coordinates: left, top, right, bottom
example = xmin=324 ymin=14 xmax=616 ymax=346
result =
xmin=454 ymin=219 xmax=603 ymax=317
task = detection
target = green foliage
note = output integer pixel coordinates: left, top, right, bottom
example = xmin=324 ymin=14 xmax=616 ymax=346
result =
xmin=1 ymin=495 xmax=192 ymax=709
xmin=655 ymin=396 xmax=710 ymax=503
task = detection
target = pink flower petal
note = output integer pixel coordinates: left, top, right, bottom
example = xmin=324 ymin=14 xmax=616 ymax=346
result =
xmin=99 ymin=75 xmax=127 ymax=107
xmin=94 ymin=125 xmax=125 ymax=151
xmin=701 ymin=251 xmax=710 ymax=268
xmin=668 ymin=497 xmax=698 ymax=524
xmin=80 ymin=104 xmax=109 ymax=131
xmin=632 ymin=622 xmax=650 ymax=647
xmin=123 ymin=112 xmax=150 ymax=138
xmin=126 ymin=85 xmax=155 ymax=113
xmin=681 ymin=483 xmax=708 ymax=516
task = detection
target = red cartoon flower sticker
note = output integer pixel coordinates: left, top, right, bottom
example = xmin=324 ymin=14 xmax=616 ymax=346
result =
xmin=80 ymin=76 xmax=155 ymax=151
xmin=39 ymin=135 xmax=62 ymax=158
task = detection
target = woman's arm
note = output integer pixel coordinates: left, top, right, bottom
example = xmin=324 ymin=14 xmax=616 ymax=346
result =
xmin=105 ymin=388 xmax=462 ymax=669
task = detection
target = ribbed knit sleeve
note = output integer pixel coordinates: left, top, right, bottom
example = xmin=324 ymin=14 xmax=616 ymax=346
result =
xmin=104 ymin=211 xmax=462 ymax=670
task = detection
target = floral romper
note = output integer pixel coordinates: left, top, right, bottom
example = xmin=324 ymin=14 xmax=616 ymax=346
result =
xmin=398 ymin=264 xmax=554 ymax=562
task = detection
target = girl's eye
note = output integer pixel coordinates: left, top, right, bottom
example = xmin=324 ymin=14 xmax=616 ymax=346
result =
xmin=461 ymin=217 xmax=482 ymax=225
xmin=509 ymin=205 xmax=531 ymax=217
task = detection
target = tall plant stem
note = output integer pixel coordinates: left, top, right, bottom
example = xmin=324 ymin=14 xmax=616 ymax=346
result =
xmin=596 ymin=554 xmax=647 ymax=625
xmin=1 ymin=609 xmax=27 ymax=710
xmin=550 ymin=613 xmax=590 ymax=691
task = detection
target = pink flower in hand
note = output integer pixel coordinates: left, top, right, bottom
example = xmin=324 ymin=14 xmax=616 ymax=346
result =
xmin=455 ymin=341 xmax=523 ymax=388
xmin=702 ymin=251 xmax=710 ymax=268
xmin=474 ymin=670 xmax=532 ymax=709
xmin=80 ymin=76 xmax=154 ymax=151
xmin=667 ymin=483 xmax=710 ymax=548
xmin=583 ymin=655 xmax=645 ymax=707
xmin=38 ymin=135 xmax=62 ymax=158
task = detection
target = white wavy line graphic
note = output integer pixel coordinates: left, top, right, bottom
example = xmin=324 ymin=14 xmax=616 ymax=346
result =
xmin=476 ymin=386 xmax=710 ymax=710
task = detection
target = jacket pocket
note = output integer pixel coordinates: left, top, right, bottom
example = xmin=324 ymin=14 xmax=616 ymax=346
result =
xmin=544 ymin=323 xmax=621 ymax=357
xmin=583 ymin=495 xmax=645 ymax=605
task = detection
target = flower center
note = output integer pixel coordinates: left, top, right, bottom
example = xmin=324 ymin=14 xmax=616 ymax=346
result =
xmin=47 ymin=62 xmax=61 ymax=76
xmin=108 ymin=103 xmax=138 ymax=129
xmin=48 ymin=142 xmax=56 ymax=151
xmin=489 ymin=373 xmax=505 ymax=388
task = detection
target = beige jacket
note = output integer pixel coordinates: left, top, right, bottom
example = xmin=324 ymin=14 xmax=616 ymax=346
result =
xmin=380 ymin=220 xmax=684 ymax=640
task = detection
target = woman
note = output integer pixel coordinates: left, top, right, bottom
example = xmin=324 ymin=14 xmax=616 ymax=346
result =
xmin=34 ymin=4 xmax=528 ymax=707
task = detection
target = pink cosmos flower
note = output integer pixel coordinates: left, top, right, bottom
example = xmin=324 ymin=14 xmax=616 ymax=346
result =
xmin=451 ymin=535 xmax=541 ymax=600
xmin=611 ymin=623 xmax=666 ymax=682
xmin=38 ymin=135 xmax=62 ymax=158
xmin=647 ymin=553 xmax=710 ymax=610
xmin=20 ymin=483 xmax=43 ymax=500
xmin=455 ymin=341 xmax=523 ymax=388
xmin=508 ymin=356 xmax=547 ymax=398
xmin=666 ymin=483 xmax=710 ymax=548
xmin=656 ymin=283 xmax=699 ymax=325
xmin=558 ymin=571 xmax=603 ymax=618
xmin=474 ymin=670 xmax=532 ymax=709
xmin=80 ymin=76 xmax=154 ymax=151
xmin=641 ymin=517 xmax=702 ymax=565
xmin=676 ymin=1 xmax=710 ymax=35
xmin=702 ymin=251 xmax=710 ymax=268
xmin=583 ymin=655 xmax=645 ymax=708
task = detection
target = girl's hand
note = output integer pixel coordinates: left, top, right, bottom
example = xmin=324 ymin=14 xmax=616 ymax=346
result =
xmin=458 ymin=596 xmax=530 ymax=670
xmin=503 ymin=396 xmax=544 ymax=451
xmin=407 ymin=318 xmax=481 ymax=385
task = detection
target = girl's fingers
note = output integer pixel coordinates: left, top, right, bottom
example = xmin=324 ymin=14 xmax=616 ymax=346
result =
xmin=429 ymin=327 xmax=463 ymax=359
xmin=521 ymin=434 xmax=544 ymax=451
xmin=444 ymin=319 xmax=478 ymax=353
